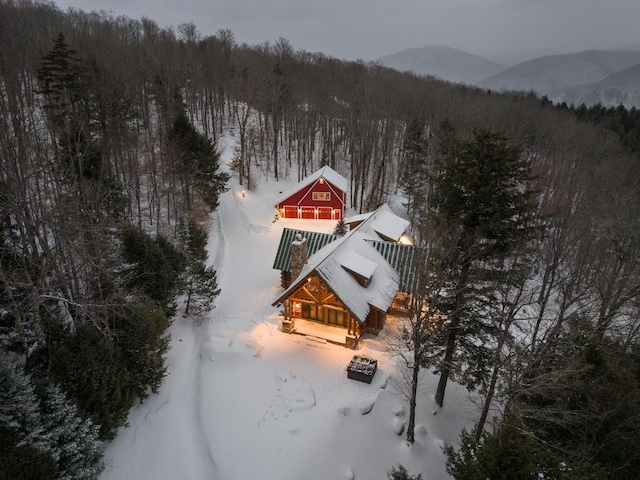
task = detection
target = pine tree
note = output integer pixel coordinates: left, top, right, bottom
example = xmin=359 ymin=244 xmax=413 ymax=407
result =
xmin=1 ymin=353 xmax=105 ymax=478
xmin=399 ymin=118 xmax=429 ymax=224
xmin=0 ymin=425 xmax=57 ymax=480
xmin=37 ymin=33 xmax=85 ymax=131
xmin=168 ymin=111 xmax=229 ymax=211
xmin=38 ymin=383 xmax=105 ymax=479
xmin=178 ymin=219 xmax=221 ymax=317
xmin=122 ymin=226 xmax=186 ymax=316
xmin=426 ymin=127 xmax=539 ymax=407
xmin=0 ymin=351 xmax=44 ymax=448
xmin=388 ymin=464 xmax=423 ymax=480
xmin=37 ymin=34 xmax=100 ymax=182
xmin=333 ymin=217 xmax=348 ymax=236
xmin=51 ymin=305 xmax=170 ymax=441
xmin=50 ymin=324 xmax=131 ymax=440
xmin=183 ymin=263 xmax=220 ymax=317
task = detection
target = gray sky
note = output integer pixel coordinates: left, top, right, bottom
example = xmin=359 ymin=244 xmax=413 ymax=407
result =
xmin=52 ymin=0 xmax=640 ymax=61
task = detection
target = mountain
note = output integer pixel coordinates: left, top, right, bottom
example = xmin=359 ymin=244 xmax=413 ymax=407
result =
xmin=378 ymin=45 xmax=506 ymax=84
xmin=479 ymin=50 xmax=640 ymax=96
xmin=553 ymin=64 xmax=640 ymax=108
xmin=483 ymin=48 xmax=571 ymax=67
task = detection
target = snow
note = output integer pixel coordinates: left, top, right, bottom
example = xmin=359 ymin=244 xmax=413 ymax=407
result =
xmin=346 ymin=204 xmax=411 ymax=243
xmin=99 ymin=134 xmax=476 ymax=480
xmin=363 ymin=205 xmax=411 ymax=243
xmin=345 ymin=211 xmax=373 ymax=226
xmin=340 ymin=251 xmax=379 ymax=281
xmin=275 ymin=165 xmax=349 ymax=206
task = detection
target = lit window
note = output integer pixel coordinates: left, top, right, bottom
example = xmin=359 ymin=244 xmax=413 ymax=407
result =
xmin=313 ymin=192 xmax=331 ymax=201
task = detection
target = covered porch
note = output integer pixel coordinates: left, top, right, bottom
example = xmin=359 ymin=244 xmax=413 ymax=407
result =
xmin=280 ymin=292 xmax=361 ymax=348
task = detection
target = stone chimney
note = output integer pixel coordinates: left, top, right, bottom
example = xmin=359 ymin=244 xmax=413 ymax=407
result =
xmin=290 ymin=233 xmax=308 ymax=281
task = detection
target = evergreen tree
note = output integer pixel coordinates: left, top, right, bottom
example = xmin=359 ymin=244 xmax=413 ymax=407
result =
xmin=178 ymin=219 xmax=220 ymax=317
xmin=51 ymin=304 xmax=170 ymax=440
xmin=0 ymin=425 xmax=57 ymax=480
xmin=168 ymin=111 xmax=229 ymax=211
xmin=122 ymin=226 xmax=186 ymax=316
xmin=116 ymin=304 xmax=170 ymax=400
xmin=37 ymin=33 xmax=85 ymax=132
xmin=182 ymin=263 xmax=220 ymax=317
xmin=37 ymin=34 xmax=100 ymax=183
xmin=51 ymin=324 xmax=130 ymax=440
xmin=0 ymin=351 xmax=44 ymax=449
xmin=388 ymin=464 xmax=423 ymax=480
xmin=400 ymin=118 xmax=429 ymax=223
xmin=333 ymin=217 xmax=348 ymax=236
xmin=426 ymin=127 xmax=539 ymax=407
xmin=37 ymin=383 xmax=104 ymax=479
xmin=0 ymin=352 xmax=104 ymax=478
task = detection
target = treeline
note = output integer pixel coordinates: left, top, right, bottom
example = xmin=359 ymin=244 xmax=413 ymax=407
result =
xmin=1 ymin=0 xmax=639 ymax=478
xmin=549 ymin=97 xmax=640 ymax=153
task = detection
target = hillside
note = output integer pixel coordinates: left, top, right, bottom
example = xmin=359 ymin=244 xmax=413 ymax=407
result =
xmin=378 ymin=45 xmax=505 ymax=84
xmin=554 ymin=63 xmax=640 ymax=108
xmin=479 ymin=50 xmax=640 ymax=95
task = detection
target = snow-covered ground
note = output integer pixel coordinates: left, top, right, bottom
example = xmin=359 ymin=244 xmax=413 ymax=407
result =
xmin=100 ymin=136 xmax=476 ymax=480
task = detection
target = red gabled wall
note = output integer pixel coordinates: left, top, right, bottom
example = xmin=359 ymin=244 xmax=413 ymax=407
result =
xmin=277 ymin=178 xmax=346 ymax=219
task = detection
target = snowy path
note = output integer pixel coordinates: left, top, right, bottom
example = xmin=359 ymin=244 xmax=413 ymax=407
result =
xmin=100 ymin=136 xmax=475 ymax=480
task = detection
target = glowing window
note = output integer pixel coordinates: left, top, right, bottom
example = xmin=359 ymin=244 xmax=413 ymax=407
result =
xmin=313 ymin=192 xmax=331 ymax=201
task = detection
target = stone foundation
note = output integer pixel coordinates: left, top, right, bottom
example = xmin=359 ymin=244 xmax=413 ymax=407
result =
xmin=282 ymin=318 xmax=295 ymax=334
xmin=345 ymin=334 xmax=358 ymax=349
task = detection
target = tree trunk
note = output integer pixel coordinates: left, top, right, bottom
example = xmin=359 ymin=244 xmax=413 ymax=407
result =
xmin=474 ymin=333 xmax=505 ymax=441
xmin=435 ymin=259 xmax=470 ymax=408
xmin=434 ymin=326 xmax=456 ymax=407
xmin=407 ymin=359 xmax=420 ymax=444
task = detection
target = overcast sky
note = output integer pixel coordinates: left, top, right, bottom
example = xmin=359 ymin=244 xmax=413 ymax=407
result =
xmin=52 ymin=0 xmax=640 ymax=61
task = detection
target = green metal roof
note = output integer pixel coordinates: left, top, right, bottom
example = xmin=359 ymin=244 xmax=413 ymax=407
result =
xmin=366 ymin=240 xmax=424 ymax=293
xmin=273 ymin=227 xmax=423 ymax=294
xmin=272 ymin=228 xmax=340 ymax=271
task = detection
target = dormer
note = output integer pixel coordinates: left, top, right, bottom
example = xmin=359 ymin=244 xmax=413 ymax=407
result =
xmin=340 ymin=252 xmax=378 ymax=287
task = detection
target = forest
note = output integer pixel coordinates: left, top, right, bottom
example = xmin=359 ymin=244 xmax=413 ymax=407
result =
xmin=1 ymin=1 xmax=639 ymax=478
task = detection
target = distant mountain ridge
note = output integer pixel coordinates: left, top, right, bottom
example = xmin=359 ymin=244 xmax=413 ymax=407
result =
xmin=378 ymin=45 xmax=505 ymax=84
xmin=555 ymin=64 xmax=640 ymax=108
xmin=480 ymin=50 xmax=640 ymax=94
xmin=379 ymin=46 xmax=640 ymax=108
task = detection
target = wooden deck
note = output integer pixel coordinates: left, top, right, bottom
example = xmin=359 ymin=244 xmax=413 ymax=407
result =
xmin=289 ymin=318 xmax=349 ymax=346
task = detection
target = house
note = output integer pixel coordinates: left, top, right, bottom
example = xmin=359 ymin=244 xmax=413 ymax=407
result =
xmin=275 ymin=166 xmax=348 ymax=220
xmin=272 ymin=204 xmax=418 ymax=348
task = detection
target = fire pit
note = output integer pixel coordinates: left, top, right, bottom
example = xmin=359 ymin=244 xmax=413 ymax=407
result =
xmin=347 ymin=355 xmax=377 ymax=384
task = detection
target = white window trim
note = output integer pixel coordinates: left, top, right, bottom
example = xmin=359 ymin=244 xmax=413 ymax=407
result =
xmin=313 ymin=192 xmax=331 ymax=201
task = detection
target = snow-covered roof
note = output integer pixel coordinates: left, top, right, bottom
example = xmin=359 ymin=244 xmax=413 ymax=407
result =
xmin=344 ymin=211 xmax=372 ymax=227
xmin=347 ymin=204 xmax=410 ymax=243
xmin=275 ymin=166 xmax=348 ymax=205
xmin=274 ymin=231 xmax=399 ymax=324
xmin=340 ymin=252 xmax=378 ymax=282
